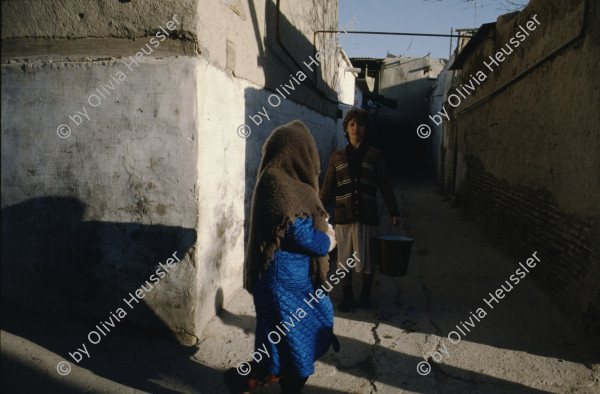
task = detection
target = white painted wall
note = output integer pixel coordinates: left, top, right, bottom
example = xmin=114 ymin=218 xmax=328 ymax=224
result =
xmin=429 ymin=55 xmax=455 ymax=185
xmin=334 ymin=49 xmax=357 ymax=149
xmin=1 ymin=54 xmax=339 ymax=343
xmin=379 ymin=56 xmax=447 ymax=125
xmin=1 ymin=0 xmax=341 ymax=343
xmin=194 ymin=60 xmax=337 ymax=335
xmin=1 ymin=56 xmax=202 ymax=342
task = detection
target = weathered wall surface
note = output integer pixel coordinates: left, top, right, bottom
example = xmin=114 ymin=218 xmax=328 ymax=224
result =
xmin=1 ymin=56 xmax=201 ymax=342
xmin=374 ymin=56 xmax=447 ymax=175
xmin=196 ymin=62 xmax=338 ymax=338
xmin=440 ymin=0 xmax=600 ymax=332
xmin=196 ymin=0 xmax=339 ymax=118
xmin=1 ymin=0 xmax=340 ymax=344
xmin=1 ymin=0 xmax=197 ymax=40
xmin=334 ymin=50 xmax=356 ymax=150
xmin=379 ymin=56 xmax=447 ymax=126
xmin=429 ymin=55 xmax=455 ymax=185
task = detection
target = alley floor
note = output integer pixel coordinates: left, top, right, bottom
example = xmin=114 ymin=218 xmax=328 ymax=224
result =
xmin=2 ymin=178 xmax=599 ymax=393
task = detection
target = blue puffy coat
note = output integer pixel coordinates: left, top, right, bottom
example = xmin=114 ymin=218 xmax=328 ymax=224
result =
xmin=252 ymin=217 xmax=334 ymax=378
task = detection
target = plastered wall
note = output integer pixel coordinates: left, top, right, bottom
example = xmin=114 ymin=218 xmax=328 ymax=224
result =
xmin=440 ymin=0 xmax=600 ymax=332
xmin=1 ymin=0 xmax=340 ymax=343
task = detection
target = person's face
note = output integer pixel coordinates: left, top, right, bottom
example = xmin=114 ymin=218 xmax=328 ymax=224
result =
xmin=347 ymin=119 xmax=366 ymax=145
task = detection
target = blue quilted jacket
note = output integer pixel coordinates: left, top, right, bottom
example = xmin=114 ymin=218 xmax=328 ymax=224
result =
xmin=252 ymin=217 xmax=334 ymax=378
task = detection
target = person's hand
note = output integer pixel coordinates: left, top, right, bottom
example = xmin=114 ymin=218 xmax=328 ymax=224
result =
xmin=326 ymin=223 xmax=337 ymax=252
xmin=392 ymin=216 xmax=401 ymax=226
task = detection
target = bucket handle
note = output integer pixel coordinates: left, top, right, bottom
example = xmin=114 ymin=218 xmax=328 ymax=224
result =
xmin=387 ymin=219 xmax=404 ymax=236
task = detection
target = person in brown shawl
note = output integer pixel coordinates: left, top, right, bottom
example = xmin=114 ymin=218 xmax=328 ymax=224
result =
xmin=225 ymin=120 xmax=337 ymax=394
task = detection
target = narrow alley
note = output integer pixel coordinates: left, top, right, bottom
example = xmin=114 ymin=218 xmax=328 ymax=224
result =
xmin=2 ymin=178 xmax=598 ymax=393
xmin=2 ymin=1 xmax=598 ymax=393
xmin=194 ymin=178 xmax=600 ymax=393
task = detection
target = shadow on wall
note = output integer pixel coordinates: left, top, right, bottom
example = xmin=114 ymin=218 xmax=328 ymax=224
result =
xmin=0 ymin=196 xmax=207 ymax=392
xmin=370 ymin=78 xmax=439 ymax=177
xmin=242 ymin=0 xmax=338 ymax=238
xmin=1 ymin=196 xmax=196 ymax=324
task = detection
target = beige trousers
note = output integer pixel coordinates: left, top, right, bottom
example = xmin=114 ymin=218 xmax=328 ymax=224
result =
xmin=334 ymin=222 xmax=378 ymax=275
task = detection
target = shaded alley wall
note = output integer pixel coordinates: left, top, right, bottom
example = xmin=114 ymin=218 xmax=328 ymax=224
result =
xmin=429 ymin=54 xmax=455 ymax=185
xmin=1 ymin=0 xmax=340 ymax=345
xmin=440 ymin=0 xmax=600 ymax=332
xmin=375 ymin=56 xmax=447 ymax=175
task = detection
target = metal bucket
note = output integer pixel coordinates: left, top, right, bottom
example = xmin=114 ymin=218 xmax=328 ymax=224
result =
xmin=377 ymin=235 xmax=413 ymax=277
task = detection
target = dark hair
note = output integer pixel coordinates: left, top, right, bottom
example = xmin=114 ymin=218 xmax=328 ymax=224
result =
xmin=342 ymin=109 xmax=371 ymax=142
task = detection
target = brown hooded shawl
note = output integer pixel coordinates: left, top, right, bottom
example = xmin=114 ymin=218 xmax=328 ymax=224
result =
xmin=243 ymin=120 xmax=330 ymax=294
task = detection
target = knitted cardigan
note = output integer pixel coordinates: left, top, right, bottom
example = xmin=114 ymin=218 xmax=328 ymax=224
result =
xmin=320 ymin=145 xmax=399 ymax=225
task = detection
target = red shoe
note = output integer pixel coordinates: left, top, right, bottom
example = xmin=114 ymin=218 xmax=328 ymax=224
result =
xmin=223 ymin=363 xmax=279 ymax=393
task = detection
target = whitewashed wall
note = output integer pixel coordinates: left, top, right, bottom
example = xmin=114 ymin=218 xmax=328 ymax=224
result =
xmin=1 ymin=0 xmax=340 ymax=344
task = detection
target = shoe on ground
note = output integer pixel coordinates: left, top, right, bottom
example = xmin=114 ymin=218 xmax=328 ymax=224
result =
xmin=223 ymin=365 xmax=278 ymax=393
xmin=223 ymin=367 xmax=251 ymax=393
xmin=355 ymin=297 xmax=372 ymax=309
xmin=337 ymin=299 xmax=354 ymax=312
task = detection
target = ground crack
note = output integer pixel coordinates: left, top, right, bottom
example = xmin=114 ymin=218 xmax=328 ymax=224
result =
xmin=366 ymin=319 xmax=382 ymax=392
xmin=371 ymin=320 xmax=381 ymax=346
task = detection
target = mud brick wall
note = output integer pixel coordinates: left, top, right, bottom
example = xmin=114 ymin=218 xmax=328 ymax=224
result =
xmin=461 ymin=157 xmax=598 ymax=332
xmin=440 ymin=0 xmax=600 ymax=334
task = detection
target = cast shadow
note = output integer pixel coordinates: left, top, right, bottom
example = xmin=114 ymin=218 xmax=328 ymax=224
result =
xmin=323 ymin=333 xmax=551 ymax=393
xmin=369 ymin=78 xmax=439 ymax=177
xmin=242 ymin=0 xmax=339 ymax=240
xmin=0 ymin=196 xmax=227 ymax=393
xmin=207 ymin=306 xmax=551 ymax=393
xmin=323 ymin=181 xmax=599 ymax=368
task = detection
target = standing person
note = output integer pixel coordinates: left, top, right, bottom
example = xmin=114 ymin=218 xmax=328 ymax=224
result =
xmin=225 ymin=120 xmax=337 ymax=394
xmin=320 ymin=109 xmax=401 ymax=312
